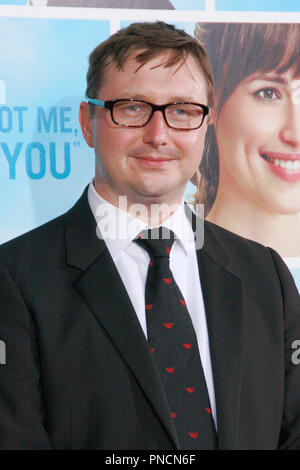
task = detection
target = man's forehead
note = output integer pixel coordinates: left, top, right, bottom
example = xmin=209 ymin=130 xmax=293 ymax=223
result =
xmin=97 ymin=49 xmax=209 ymax=103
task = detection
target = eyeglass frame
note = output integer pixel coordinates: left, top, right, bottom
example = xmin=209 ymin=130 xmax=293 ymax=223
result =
xmin=87 ymin=97 xmax=209 ymax=130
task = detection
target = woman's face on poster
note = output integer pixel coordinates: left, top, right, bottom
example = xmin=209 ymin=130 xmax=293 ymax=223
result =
xmin=213 ymin=67 xmax=300 ymax=215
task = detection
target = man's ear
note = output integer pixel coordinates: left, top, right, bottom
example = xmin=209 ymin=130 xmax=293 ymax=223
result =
xmin=79 ymin=101 xmax=94 ymax=148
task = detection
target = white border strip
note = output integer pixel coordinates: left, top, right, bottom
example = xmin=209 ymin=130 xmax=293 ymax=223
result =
xmin=0 ymin=6 xmax=299 ymax=23
xmin=110 ymin=17 xmax=120 ymax=34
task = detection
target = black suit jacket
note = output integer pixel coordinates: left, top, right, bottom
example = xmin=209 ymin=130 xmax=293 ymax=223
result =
xmin=0 ymin=187 xmax=299 ymax=449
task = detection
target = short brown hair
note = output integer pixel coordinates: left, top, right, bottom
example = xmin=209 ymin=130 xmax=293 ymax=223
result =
xmin=194 ymin=23 xmax=300 ymax=215
xmin=85 ymin=21 xmax=213 ymax=113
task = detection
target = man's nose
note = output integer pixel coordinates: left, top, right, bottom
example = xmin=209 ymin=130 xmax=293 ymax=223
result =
xmin=142 ymin=110 xmax=169 ymax=147
xmin=279 ymin=101 xmax=300 ymax=149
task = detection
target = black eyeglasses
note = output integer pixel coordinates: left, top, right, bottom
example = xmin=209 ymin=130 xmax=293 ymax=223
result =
xmin=87 ymin=98 xmax=209 ymax=130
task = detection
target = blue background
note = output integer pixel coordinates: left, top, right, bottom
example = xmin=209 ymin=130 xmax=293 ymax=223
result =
xmin=171 ymin=0 xmax=205 ymax=9
xmin=0 ymin=17 xmax=110 ymax=243
xmin=216 ymin=0 xmax=300 ymax=11
xmin=0 ymin=1 xmax=26 ymax=4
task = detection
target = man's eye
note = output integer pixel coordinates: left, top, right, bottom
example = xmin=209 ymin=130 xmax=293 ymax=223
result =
xmin=175 ymin=108 xmax=187 ymax=115
xmin=254 ymin=88 xmax=281 ymax=101
xmin=126 ymin=105 xmax=140 ymax=112
xmin=116 ymin=102 xmax=144 ymax=114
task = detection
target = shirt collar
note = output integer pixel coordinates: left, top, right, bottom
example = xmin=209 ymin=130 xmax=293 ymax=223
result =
xmin=88 ymin=181 xmax=195 ymax=259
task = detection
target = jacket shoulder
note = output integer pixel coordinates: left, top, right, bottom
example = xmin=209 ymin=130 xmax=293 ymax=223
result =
xmin=204 ymin=219 xmax=271 ymax=258
xmin=0 ymin=187 xmax=90 ymax=262
xmin=0 ymin=211 xmax=68 ymax=272
xmin=203 ymin=219 xmax=287 ymax=282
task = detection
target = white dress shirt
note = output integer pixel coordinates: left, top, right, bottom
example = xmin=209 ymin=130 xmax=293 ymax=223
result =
xmin=87 ymin=181 xmax=217 ymax=425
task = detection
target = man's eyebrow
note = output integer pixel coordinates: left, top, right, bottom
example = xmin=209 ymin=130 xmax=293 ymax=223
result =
xmin=118 ymin=93 xmax=201 ymax=102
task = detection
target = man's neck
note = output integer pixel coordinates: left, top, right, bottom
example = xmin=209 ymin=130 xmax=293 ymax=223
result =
xmin=93 ymin=180 xmax=183 ymax=227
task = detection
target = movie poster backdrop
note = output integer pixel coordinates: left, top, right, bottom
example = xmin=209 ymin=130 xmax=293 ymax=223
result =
xmin=0 ymin=2 xmax=299 ymax=289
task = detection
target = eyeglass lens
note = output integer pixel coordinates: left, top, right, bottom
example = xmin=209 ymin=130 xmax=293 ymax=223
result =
xmin=112 ymin=100 xmax=205 ymax=129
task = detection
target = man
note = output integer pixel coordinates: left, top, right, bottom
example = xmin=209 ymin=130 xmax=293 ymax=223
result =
xmin=0 ymin=22 xmax=299 ymax=450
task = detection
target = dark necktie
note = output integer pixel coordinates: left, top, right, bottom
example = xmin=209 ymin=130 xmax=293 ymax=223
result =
xmin=134 ymin=227 xmax=217 ymax=450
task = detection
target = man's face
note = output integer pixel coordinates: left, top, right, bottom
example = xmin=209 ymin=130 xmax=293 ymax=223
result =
xmin=80 ymin=51 xmax=208 ymax=209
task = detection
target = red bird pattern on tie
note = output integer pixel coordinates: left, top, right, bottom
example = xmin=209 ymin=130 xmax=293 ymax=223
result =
xmin=134 ymin=227 xmax=217 ymax=450
xmin=165 ymin=367 xmax=176 ymax=374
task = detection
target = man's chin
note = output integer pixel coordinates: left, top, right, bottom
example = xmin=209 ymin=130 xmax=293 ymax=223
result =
xmin=129 ymin=185 xmax=183 ymax=206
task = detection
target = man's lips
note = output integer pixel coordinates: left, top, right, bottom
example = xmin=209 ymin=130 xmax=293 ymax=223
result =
xmin=136 ymin=156 xmax=175 ymax=161
xmin=260 ymin=151 xmax=300 ymax=182
xmin=131 ymin=155 xmax=177 ymax=167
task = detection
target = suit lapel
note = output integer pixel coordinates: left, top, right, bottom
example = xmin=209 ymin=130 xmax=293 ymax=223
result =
xmin=197 ymin=222 xmax=243 ymax=449
xmin=64 ymin=188 xmax=180 ymax=449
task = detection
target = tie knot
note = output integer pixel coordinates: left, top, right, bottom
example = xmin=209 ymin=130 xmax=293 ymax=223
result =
xmin=134 ymin=227 xmax=175 ymax=258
